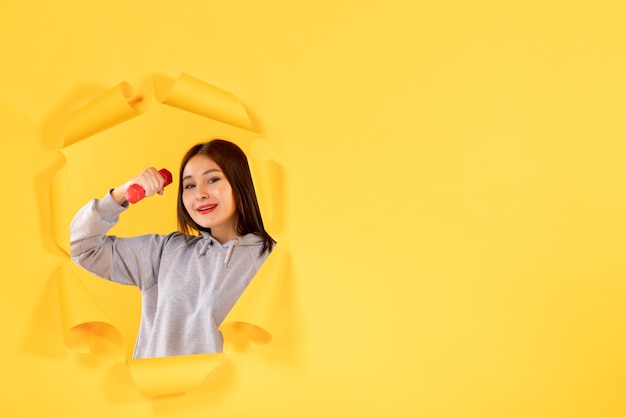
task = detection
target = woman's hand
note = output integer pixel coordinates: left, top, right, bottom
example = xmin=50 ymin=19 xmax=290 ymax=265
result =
xmin=111 ymin=167 xmax=167 ymax=205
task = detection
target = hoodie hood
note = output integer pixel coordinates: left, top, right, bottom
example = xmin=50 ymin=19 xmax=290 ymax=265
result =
xmin=197 ymin=232 xmax=264 ymax=265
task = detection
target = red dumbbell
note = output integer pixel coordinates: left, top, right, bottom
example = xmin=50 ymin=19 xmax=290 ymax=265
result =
xmin=125 ymin=168 xmax=173 ymax=204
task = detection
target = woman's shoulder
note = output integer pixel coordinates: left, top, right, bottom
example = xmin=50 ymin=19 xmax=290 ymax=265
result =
xmin=237 ymin=233 xmax=265 ymax=246
xmin=161 ymin=231 xmax=201 ymax=246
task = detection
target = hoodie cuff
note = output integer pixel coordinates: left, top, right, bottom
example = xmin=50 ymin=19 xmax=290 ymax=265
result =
xmin=95 ymin=190 xmax=129 ymax=221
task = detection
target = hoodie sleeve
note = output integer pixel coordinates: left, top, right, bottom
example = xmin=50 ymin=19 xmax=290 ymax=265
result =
xmin=70 ymin=191 xmax=164 ymax=290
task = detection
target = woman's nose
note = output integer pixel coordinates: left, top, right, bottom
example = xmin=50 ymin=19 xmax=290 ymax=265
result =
xmin=195 ymin=184 xmax=209 ymax=199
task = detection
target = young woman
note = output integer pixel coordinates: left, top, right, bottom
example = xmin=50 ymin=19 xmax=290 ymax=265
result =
xmin=70 ymin=139 xmax=275 ymax=359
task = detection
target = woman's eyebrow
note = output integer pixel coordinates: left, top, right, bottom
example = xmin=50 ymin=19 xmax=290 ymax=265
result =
xmin=182 ymin=168 xmax=221 ymax=181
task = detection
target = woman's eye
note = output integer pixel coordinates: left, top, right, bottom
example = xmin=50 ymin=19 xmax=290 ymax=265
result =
xmin=184 ymin=183 xmax=195 ymax=189
xmin=208 ymin=177 xmax=220 ymax=184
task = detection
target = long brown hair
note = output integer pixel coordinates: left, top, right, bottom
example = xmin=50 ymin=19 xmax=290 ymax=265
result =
xmin=177 ymin=139 xmax=275 ymax=254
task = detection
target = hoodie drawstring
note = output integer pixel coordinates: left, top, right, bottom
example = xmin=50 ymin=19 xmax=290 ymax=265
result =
xmin=224 ymin=238 xmax=239 ymax=266
xmin=199 ymin=239 xmax=213 ymax=256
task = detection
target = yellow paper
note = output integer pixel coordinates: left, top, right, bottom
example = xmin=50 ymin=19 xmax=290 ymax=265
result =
xmin=248 ymin=158 xmax=281 ymax=228
xmin=5 ymin=3 xmax=626 ymax=415
xmin=49 ymin=161 xmax=70 ymax=255
xmin=56 ymin=264 xmax=121 ymax=354
xmin=220 ymin=246 xmax=288 ymax=346
xmin=128 ymin=353 xmax=223 ymax=397
xmin=154 ymin=73 xmax=254 ymax=131
xmin=64 ymin=82 xmax=147 ymax=147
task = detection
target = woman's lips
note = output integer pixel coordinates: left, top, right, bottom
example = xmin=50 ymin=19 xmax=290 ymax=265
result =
xmin=196 ymin=203 xmax=217 ymax=215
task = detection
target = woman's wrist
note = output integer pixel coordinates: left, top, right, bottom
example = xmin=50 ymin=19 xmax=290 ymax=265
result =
xmin=111 ymin=186 xmax=128 ymax=206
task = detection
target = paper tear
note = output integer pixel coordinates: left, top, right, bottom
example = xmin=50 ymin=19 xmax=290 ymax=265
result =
xmin=128 ymin=353 xmax=223 ymax=397
xmin=51 ymin=72 xmax=286 ymax=396
xmin=56 ymin=264 xmax=122 ymax=354
xmin=154 ymin=72 xmax=255 ymax=131
xmin=50 ymin=161 xmax=70 ymax=255
xmin=64 ymin=82 xmax=147 ymax=147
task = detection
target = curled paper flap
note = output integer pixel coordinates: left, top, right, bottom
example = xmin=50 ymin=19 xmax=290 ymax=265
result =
xmin=220 ymin=246 xmax=288 ymax=346
xmin=128 ymin=353 xmax=223 ymax=397
xmin=249 ymin=158 xmax=281 ymax=227
xmin=50 ymin=162 xmax=70 ymax=255
xmin=56 ymin=264 xmax=121 ymax=354
xmin=154 ymin=73 xmax=254 ymax=131
xmin=64 ymin=82 xmax=147 ymax=147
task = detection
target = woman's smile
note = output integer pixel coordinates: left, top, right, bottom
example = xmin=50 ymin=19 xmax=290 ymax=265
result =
xmin=196 ymin=203 xmax=218 ymax=214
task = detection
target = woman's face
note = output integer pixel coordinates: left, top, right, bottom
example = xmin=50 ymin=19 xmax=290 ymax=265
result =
xmin=182 ymin=154 xmax=237 ymax=243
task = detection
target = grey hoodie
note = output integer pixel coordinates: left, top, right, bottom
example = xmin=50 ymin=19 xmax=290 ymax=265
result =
xmin=70 ymin=192 xmax=270 ymax=359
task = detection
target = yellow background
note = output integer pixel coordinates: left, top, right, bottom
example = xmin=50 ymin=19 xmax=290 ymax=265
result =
xmin=2 ymin=1 xmax=626 ymax=416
